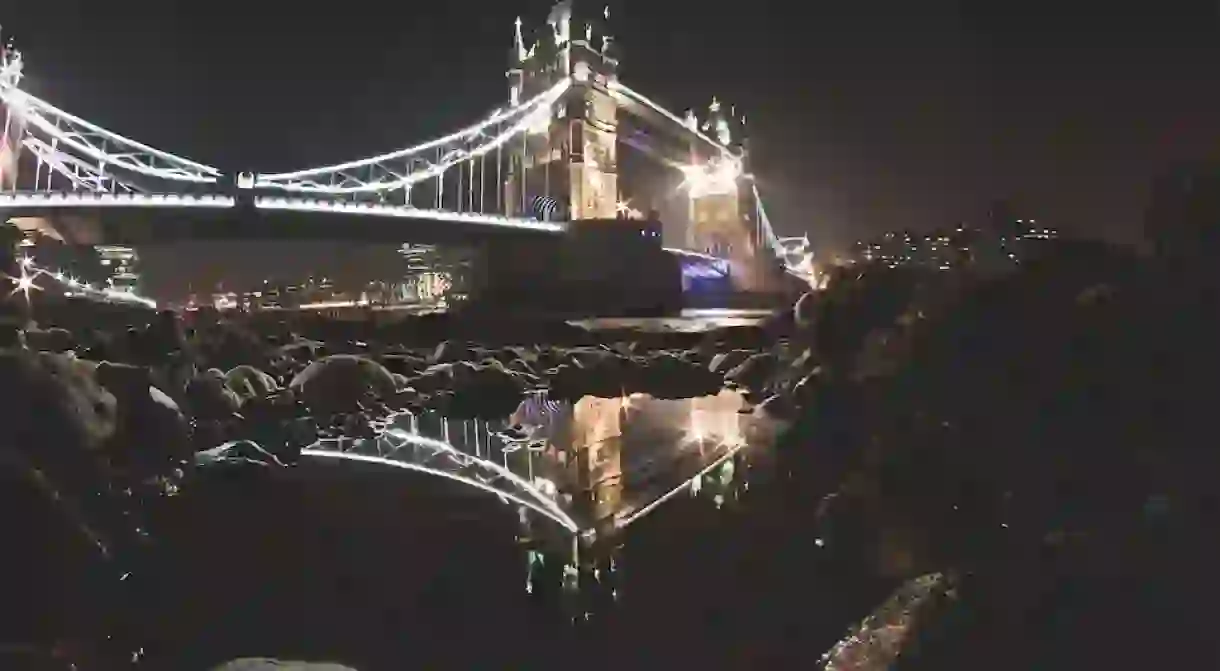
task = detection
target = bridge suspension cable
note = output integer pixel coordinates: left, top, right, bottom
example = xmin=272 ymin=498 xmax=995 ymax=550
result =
xmin=608 ymin=80 xmax=737 ymax=157
xmin=252 ymin=79 xmax=571 ymax=195
xmin=0 ymin=87 xmax=222 ymax=184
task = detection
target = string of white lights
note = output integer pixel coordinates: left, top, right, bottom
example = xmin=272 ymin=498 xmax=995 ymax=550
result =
xmin=253 ymin=197 xmax=564 ymax=231
xmin=253 ymin=79 xmax=571 ymax=193
xmin=7 ymin=255 xmax=157 ymax=309
xmin=0 ymin=192 xmax=235 ymax=208
xmin=607 ymin=80 xmax=738 ymax=156
xmin=1 ymin=85 xmax=221 ymax=183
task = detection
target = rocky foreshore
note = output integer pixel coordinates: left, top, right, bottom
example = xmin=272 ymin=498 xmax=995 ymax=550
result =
xmin=5 ymin=236 xmax=1220 ymax=670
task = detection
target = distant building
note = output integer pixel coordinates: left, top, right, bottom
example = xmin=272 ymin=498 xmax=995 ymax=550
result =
xmin=95 ymin=245 xmax=140 ymax=294
xmin=850 ymin=219 xmax=1059 ymax=272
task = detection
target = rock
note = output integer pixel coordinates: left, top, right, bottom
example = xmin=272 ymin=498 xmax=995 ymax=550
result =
xmin=94 ymin=361 xmax=191 ymax=469
xmin=440 ymin=363 xmax=529 ymax=419
xmin=278 ymin=339 xmax=324 ymax=364
xmin=210 ymin=659 xmax=358 ymax=670
xmin=0 ymin=350 xmax=118 ymax=454
xmin=195 ymin=440 xmax=286 ymax=468
xmin=753 ymin=393 xmax=797 ymax=421
xmin=430 ymin=340 xmax=474 ymax=364
xmin=390 ymin=372 xmax=410 ymax=390
xmin=376 ymin=353 xmax=427 ymax=377
xmin=794 ymin=291 xmax=817 ymax=329
xmin=24 ymin=326 xmax=74 ymax=353
xmin=635 ymin=352 xmax=724 ymax=399
xmin=724 ymin=352 xmax=778 ymax=392
xmin=185 ymin=369 xmax=243 ymax=420
xmin=709 ymin=349 xmax=753 ymax=375
xmin=289 ymin=354 xmax=398 ymax=415
xmin=225 ymin=365 xmax=280 ymax=402
xmin=791 ymin=367 xmax=824 ymax=406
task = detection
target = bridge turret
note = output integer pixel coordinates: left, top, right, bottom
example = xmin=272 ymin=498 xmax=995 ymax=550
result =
xmin=505 ymin=2 xmax=620 ymax=221
xmin=684 ymin=98 xmax=770 ymax=290
xmin=0 ymin=29 xmax=24 ymax=192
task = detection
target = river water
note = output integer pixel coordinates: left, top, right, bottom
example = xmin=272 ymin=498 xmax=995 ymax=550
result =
xmin=570 ymin=308 xmax=777 ymax=333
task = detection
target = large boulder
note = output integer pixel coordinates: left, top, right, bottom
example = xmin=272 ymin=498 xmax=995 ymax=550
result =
xmin=289 ymin=355 xmax=397 ymax=415
xmin=185 ymin=369 xmax=243 ymax=420
xmin=0 ymin=350 xmax=118 ymax=457
xmin=225 ymin=365 xmax=280 ymax=402
xmin=440 ymin=362 xmax=529 ymax=419
xmin=211 ymin=660 xmax=359 ymax=671
xmin=94 ymin=361 xmax=191 ymax=471
xmin=24 ymin=326 xmax=74 ymax=353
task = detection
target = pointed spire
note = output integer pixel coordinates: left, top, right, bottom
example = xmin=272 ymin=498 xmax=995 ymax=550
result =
xmin=716 ymin=117 xmax=732 ymax=145
xmin=549 ymin=0 xmax=573 ymax=46
xmin=514 ymin=16 xmax=527 ymax=62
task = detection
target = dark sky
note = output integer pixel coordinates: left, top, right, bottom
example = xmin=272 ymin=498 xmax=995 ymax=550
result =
xmin=5 ymin=0 xmax=1220 ymax=257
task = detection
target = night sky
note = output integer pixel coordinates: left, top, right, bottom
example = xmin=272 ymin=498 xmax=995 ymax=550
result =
xmin=5 ymin=0 xmax=1219 ymax=265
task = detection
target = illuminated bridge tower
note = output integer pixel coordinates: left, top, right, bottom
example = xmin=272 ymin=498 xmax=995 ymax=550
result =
xmin=0 ymin=36 xmax=25 ymax=192
xmin=570 ymin=396 xmax=624 ymax=534
xmin=684 ymin=100 xmax=769 ymax=290
xmin=506 ymin=2 xmax=619 ymax=221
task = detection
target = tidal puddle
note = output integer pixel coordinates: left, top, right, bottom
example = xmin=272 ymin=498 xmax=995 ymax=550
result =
xmin=301 ymin=390 xmax=784 ymax=539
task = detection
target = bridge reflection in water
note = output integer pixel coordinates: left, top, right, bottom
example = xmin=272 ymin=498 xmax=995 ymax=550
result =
xmin=301 ymin=390 xmax=782 ymax=538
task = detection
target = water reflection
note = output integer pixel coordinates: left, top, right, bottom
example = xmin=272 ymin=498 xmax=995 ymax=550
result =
xmin=571 ymin=308 xmax=775 ymax=333
xmin=302 ymin=390 xmax=782 ymax=538
xmin=298 ymin=389 xmax=782 ymax=623
xmin=516 ymin=390 xmax=780 ymax=532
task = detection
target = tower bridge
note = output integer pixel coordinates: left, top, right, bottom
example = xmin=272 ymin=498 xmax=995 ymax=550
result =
xmin=0 ymin=3 xmax=813 ymax=289
xmin=0 ymin=2 xmax=802 ymax=539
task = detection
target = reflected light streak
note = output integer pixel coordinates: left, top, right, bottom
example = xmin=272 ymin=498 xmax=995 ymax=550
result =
xmin=381 ymin=425 xmax=577 ymax=531
xmin=615 ymin=400 xmax=749 ymax=529
xmin=615 ymin=438 xmax=748 ymax=529
xmin=301 ymin=449 xmax=579 ymax=533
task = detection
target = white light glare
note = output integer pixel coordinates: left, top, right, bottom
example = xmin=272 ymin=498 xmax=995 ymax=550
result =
xmin=681 ymin=157 xmax=742 ymax=198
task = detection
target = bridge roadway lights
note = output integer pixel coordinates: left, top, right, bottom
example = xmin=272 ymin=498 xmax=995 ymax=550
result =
xmin=0 ymin=192 xmax=236 ymax=209
xmin=0 ymin=192 xmax=565 ymax=234
xmin=0 ymin=192 xmax=566 ymax=242
xmin=0 ymin=193 xmax=776 ymax=277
